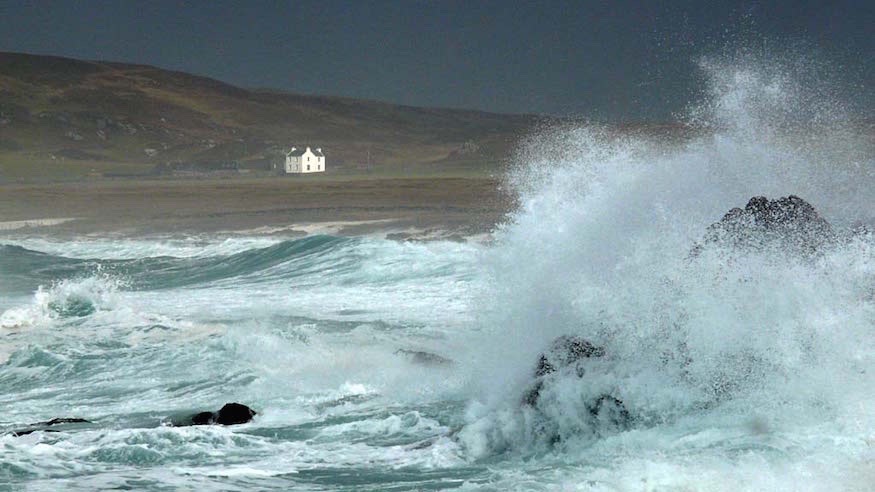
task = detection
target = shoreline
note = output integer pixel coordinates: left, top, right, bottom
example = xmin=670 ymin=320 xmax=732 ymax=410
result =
xmin=0 ymin=176 xmax=514 ymax=241
xmin=0 ymin=217 xmax=79 ymax=231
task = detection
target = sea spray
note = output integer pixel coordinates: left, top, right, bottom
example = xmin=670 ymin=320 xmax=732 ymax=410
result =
xmin=460 ymin=49 xmax=875 ymax=467
xmin=0 ymin=274 xmax=122 ymax=328
xmin=0 ymin=50 xmax=872 ymax=491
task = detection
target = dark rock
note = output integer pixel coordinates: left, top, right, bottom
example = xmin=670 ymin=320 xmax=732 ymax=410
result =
xmin=191 ymin=411 xmax=216 ymax=425
xmin=395 ymin=349 xmax=453 ymax=366
xmin=42 ymin=417 xmax=89 ymax=425
xmin=521 ymin=336 xmax=631 ymax=443
xmin=586 ymin=395 xmax=630 ymax=425
xmin=8 ymin=403 xmax=258 ymax=437
xmin=521 ymin=380 xmax=546 ymax=407
xmin=523 ymin=336 xmax=604 ymax=407
xmin=10 ymin=428 xmax=55 ymax=437
xmin=693 ymin=195 xmax=835 ymax=257
xmin=522 ymin=336 xmax=624 ymax=415
xmin=8 ymin=417 xmax=91 ymax=436
xmin=534 ymin=335 xmax=605 ymax=377
xmin=215 ymin=403 xmax=257 ymax=425
xmin=185 ymin=402 xmax=257 ymax=426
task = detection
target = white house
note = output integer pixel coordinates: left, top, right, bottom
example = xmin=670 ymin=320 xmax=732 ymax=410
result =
xmin=284 ymin=146 xmax=325 ymax=173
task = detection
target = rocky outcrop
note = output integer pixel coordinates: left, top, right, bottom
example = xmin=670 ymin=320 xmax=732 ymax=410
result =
xmin=533 ymin=335 xmax=605 ymax=378
xmin=692 ymin=195 xmax=835 ymax=257
xmin=523 ymin=335 xmax=629 ymax=426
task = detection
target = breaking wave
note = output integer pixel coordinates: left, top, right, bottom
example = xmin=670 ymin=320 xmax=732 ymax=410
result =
xmin=456 ymin=49 xmax=875 ymax=489
xmin=1 ymin=46 xmax=872 ymax=490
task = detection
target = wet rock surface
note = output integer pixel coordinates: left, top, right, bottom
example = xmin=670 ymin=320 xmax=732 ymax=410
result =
xmin=7 ymin=403 xmax=258 ymax=437
xmin=693 ymin=195 xmax=835 ymax=257
xmin=182 ymin=402 xmax=257 ymax=426
xmin=523 ymin=335 xmax=630 ymax=429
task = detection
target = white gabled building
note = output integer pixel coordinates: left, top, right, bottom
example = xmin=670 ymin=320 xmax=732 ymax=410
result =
xmin=284 ymin=146 xmax=325 ymax=173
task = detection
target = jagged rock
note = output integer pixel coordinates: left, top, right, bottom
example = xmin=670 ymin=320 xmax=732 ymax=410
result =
xmin=522 ymin=336 xmax=631 ymax=441
xmin=534 ymin=335 xmax=605 ymax=377
xmin=522 ymin=335 xmax=607 ymax=407
xmin=693 ymin=195 xmax=835 ymax=257
xmin=586 ymin=395 xmax=629 ymax=423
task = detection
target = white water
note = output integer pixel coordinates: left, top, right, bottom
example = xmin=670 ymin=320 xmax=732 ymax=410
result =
xmin=1 ymin=50 xmax=873 ymax=490
xmin=455 ymin=52 xmax=875 ymax=489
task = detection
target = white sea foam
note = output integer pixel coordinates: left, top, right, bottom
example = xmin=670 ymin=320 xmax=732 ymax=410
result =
xmin=0 ymin=48 xmax=871 ymax=491
xmin=1 ymin=236 xmax=287 ymax=259
xmin=0 ymin=218 xmax=77 ymax=231
xmin=455 ymin=50 xmax=875 ymax=488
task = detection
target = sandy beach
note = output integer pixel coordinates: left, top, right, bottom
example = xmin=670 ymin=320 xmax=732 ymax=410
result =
xmin=0 ymin=176 xmax=514 ymax=240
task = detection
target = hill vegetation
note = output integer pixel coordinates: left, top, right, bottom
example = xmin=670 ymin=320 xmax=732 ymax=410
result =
xmin=0 ymin=52 xmax=541 ymax=182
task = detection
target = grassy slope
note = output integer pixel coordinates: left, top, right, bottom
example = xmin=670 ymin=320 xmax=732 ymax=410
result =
xmin=0 ymin=52 xmax=540 ymax=182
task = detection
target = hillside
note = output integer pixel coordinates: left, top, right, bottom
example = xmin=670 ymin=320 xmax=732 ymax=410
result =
xmin=0 ymin=52 xmax=540 ymax=182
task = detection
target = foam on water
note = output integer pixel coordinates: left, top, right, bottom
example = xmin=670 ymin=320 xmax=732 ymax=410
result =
xmin=0 ymin=231 xmax=482 ymax=489
xmin=0 ymin=236 xmax=287 ymax=260
xmin=0 ymin=47 xmax=872 ymax=490
xmin=455 ymin=50 xmax=875 ymax=487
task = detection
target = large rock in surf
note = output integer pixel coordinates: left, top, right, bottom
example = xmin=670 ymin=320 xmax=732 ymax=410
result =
xmin=532 ymin=335 xmax=605 ymax=378
xmin=518 ymin=197 xmax=835 ymax=442
xmin=523 ymin=335 xmax=629 ymax=426
xmin=188 ymin=402 xmax=257 ymax=426
xmin=693 ymin=195 xmax=835 ymax=257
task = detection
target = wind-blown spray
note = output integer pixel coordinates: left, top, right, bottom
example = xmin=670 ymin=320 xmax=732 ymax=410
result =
xmin=460 ymin=50 xmax=875 ymax=483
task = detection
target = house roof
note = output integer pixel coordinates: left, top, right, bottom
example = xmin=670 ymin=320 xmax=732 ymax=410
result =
xmin=286 ymin=146 xmax=324 ymax=157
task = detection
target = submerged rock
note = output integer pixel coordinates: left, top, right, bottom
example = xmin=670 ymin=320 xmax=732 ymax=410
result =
xmin=395 ymin=349 xmax=453 ymax=366
xmin=8 ymin=417 xmax=91 ymax=437
xmin=8 ymin=403 xmax=258 ymax=437
xmin=693 ymin=195 xmax=835 ymax=257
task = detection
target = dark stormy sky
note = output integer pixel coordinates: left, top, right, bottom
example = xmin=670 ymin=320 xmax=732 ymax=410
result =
xmin=1 ymin=0 xmax=871 ymax=120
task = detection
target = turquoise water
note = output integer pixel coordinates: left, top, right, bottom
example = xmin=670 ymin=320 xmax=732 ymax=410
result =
xmin=2 ymin=52 xmax=874 ymax=490
xmin=0 ymin=236 xmax=487 ymax=490
xmin=2 ymin=224 xmax=874 ymax=491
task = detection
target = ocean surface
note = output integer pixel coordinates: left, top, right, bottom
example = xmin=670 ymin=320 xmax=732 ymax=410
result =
xmin=2 ymin=55 xmax=874 ymax=490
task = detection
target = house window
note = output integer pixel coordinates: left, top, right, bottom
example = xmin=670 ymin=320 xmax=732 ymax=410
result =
xmin=307 ymin=165 xmax=310 ymax=171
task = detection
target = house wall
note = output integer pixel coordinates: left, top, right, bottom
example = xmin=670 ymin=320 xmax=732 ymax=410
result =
xmin=285 ymin=147 xmax=325 ymax=174
xmin=299 ymin=150 xmax=325 ymax=173
xmin=284 ymin=155 xmax=301 ymax=173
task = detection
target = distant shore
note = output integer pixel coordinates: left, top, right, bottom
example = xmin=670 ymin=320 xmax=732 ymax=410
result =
xmin=0 ymin=176 xmax=515 ymax=240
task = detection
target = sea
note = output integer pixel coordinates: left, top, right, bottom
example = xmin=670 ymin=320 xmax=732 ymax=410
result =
xmin=1 ymin=54 xmax=874 ymax=490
